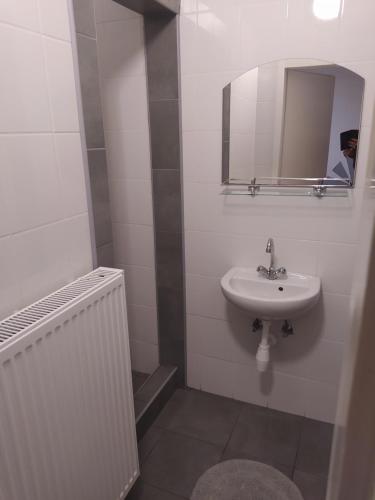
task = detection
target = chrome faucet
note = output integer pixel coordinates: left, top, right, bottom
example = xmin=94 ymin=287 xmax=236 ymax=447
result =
xmin=257 ymin=238 xmax=287 ymax=280
xmin=266 ymin=238 xmax=274 ymax=268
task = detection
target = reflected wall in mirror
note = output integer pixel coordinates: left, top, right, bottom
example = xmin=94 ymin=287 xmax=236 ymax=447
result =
xmin=222 ymin=59 xmax=365 ymax=187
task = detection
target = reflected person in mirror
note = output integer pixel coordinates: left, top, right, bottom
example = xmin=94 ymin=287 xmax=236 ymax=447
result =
xmin=341 ymin=129 xmax=359 ymax=168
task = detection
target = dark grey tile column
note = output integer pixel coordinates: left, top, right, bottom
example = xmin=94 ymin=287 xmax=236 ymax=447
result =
xmin=144 ymin=13 xmax=185 ymax=384
xmin=73 ymin=0 xmax=114 ymax=267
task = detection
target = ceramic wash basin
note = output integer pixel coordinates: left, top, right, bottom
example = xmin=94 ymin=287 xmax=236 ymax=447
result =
xmin=221 ymin=267 xmax=321 ymax=320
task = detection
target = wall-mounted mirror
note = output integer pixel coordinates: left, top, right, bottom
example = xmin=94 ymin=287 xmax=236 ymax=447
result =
xmin=222 ymin=59 xmax=365 ymax=189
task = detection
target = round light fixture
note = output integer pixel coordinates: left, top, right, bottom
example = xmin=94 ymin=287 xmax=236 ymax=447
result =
xmin=313 ymin=0 xmax=342 ymax=20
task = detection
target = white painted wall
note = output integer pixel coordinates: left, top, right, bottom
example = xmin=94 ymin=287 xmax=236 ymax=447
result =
xmin=95 ymin=0 xmax=159 ymax=374
xmin=0 ymin=0 xmax=92 ymax=321
xmin=180 ymin=0 xmax=375 ymax=422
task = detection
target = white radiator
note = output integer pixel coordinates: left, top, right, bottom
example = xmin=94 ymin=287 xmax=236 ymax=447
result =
xmin=0 ymin=267 xmax=139 ymax=500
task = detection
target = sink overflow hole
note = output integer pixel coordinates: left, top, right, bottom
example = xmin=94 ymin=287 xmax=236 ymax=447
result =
xmin=278 ymin=287 xmax=284 ymax=292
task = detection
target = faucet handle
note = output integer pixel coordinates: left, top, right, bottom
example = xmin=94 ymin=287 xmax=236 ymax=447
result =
xmin=276 ymin=267 xmax=287 ymax=276
xmin=257 ymin=265 xmax=269 ymax=277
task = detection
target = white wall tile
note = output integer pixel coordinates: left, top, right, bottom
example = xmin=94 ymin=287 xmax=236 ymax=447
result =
xmin=130 ymin=339 xmax=159 ymax=374
xmin=317 ymin=242 xmax=356 ymax=294
xmin=0 ymin=237 xmax=22 ymax=319
xmin=274 ymin=337 xmax=344 ymax=385
xmin=109 ymin=179 xmax=153 ymax=225
xmin=123 ymin=265 xmax=157 ymax=308
xmin=337 ymin=0 xmax=375 ymax=62
xmin=179 ymin=11 xmax=199 ymax=76
xmin=199 ymin=355 xmax=235 ymax=399
xmin=13 ymin=220 xmax=71 ymax=307
xmin=293 ymin=292 xmax=352 ymax=343
xmin=317 ymin=205 xmax=362 ymax=244
xmin=183 ymin=131 xmax=222 ymax=183
xmin=44 ymin=38 xmax=80 ymax=132
xmin=54 ymin=133 xmax=88 ymax=217
xmin=0 ymin=134 xmax=63 ymax=233
xmin=185 ymin=230 xmax=264 ymax=278
xmin=186 ymin=273 xmax=229 ymax=321
xmin=113 ymin=223 xmax=155 ymax=267
xmin=193 ymin=1 xmax=242 ymax=74
xmin=97 ymin=18 xmax=146 ymax=79
xmin=284 ymin=0 xmax=340 ymax=62
xmin=38 ymin=0 xmax=71 ymax=41
xmin=187 ymin=314 xmax=235 ymax=361
xmin=127 ymin=304 xmax=158 ymax=345
xmin=267 ymin=371 xmax=308 ymax=416
xmin=187 ymin=352 xmax=202 ymax=390
xmin=63 ymin=214 xmax=93 ymax=277
xmin=101 ymin=76 xmax=149 ymax=131
xmin=240 ymin=1 xmax=287 ymax=69
xmin=0 ymin=166 xmax=11 ymax=238
xmin=0 ymin=0 xmax=92 ymax=320
xmin=304 ymin=379 xmax=339 ymax=423
xmin=233 ymin=363 xmax=268 ymax=407
xmin=0 ymin=25 xmax=51 ymax=133
xmin=0 ymin=0 xmax=40 ymax=31
xmin=184 ymin=182 xmax=323 ymax=241
xmin=105 ymin=130 xmax=151 ymax=180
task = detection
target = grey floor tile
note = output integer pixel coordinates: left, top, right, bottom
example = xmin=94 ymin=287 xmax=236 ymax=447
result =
xmin=128 ymin=481 xmax=186 ymax=500
xmin=155 ymin=388 xmax=242 ymax=447
xmin=295 ymin=418 xmax=334 ymax=475
xmin=293 ymin=471 xmax=328 ymax=500
xmin=141 ymin=430 xmax=222 ymax=498
xmin=224 ymin=404 xmax=302 ymax=469
xmin=138 ymin=426 xmax=163 ymax=465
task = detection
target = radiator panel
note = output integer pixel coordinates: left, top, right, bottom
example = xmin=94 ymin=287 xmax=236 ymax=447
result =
xmin=0 ymin=268 xmax=139 ymax=500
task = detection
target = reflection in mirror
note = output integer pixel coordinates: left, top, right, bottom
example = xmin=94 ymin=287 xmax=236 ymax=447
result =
xmin=222 ymin=59 xmax=365 ymax=187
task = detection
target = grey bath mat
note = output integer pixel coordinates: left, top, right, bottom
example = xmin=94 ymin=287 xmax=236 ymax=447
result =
xmin=191 ymin=460 xmax=303 ymax=500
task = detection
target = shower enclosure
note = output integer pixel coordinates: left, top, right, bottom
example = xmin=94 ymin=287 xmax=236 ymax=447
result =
xmin=71 ymin=0 xmax=184 ymax=422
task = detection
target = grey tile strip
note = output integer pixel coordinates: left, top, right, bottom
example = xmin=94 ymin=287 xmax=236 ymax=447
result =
xmin=114 ymin=0 xmax=180 ymax=15
xmin=144 ymin=16 xmax=179 ymax=101
xmin=144 ymin=10 xmax=185 ymax=385
xmin=76 ymin=34 xmax=106 ymax=149
xmin=72 ymin=0 xmax=113 ymax=265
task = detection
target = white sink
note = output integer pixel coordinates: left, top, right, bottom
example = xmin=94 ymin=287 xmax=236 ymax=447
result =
xmin=221 ymin=267 xmax=321 ymax=320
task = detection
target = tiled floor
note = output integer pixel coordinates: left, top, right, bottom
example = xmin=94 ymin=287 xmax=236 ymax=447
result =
xmin=132 ymin=371 xmax=149 ymax=394
xmin=128 ymin=388 xmax=333 ymax=500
